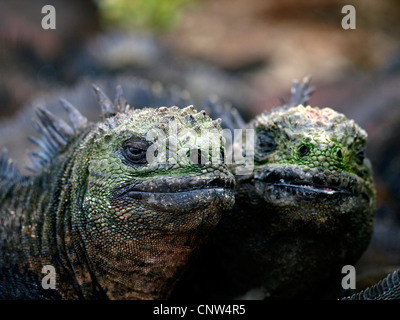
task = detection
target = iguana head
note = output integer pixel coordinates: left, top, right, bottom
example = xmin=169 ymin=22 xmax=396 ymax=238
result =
xmin=28 ymin=86 xmax=235 ymax=299
xmin=76 ymin=105 xmax=234 ymax=299
xmin=82 ymin=105 xmax=233 ymax=232
xmin=229 ymin=104 xmax=375 ymax=297
xmin=246 ymin=105 xmax=375 ymax=208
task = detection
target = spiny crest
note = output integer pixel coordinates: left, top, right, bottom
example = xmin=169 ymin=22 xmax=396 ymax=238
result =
xmin=27 ymin=84 xmax=130 ymax=173
xmin=92 ymin=84 xmax=130 ymax=118
xmin=0 ymin=148 xmax=19 ymax=180
xmin=203 ymin=94 xmax=246 ymax=131
xmin=343 ymin=269 xmax=400 ymax=300
xmin=279 ymin=76 xmax=315 ymax=109
xmin=252 ymin=76 xmax=315 ymax=129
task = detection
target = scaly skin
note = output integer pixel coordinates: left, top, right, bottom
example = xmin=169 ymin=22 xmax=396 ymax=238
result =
xmin=342 ymin=268 xmax=400 ymax=300
xmin=172 ymin=102 xmax=375 ymax=299
xmin=0 ymin=89 xmax=235 ymax=299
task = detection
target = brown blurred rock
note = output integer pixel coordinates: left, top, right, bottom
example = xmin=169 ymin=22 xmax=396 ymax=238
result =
xmin=0 ymin=0 xmax=99 ymax=118
xmin=163 ymin=0 xmax=399 ymax=95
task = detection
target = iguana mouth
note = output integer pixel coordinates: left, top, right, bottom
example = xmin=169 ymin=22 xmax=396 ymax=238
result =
xmin=266 ymin=180 xmax=350 ymax=195
xmin=115 ymin=174 xmax=235 ymax=195
xmin=253 ymin=165 xmax=360 ymax=196
xmin=111 ymin=172 xmax=235 ymax=214
xmin=127 ymin=188 xmax=235 ymax=214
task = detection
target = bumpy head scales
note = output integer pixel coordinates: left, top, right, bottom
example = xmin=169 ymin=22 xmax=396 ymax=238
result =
xmin=26 ymin=84 xmax=227 ymax=173
xmin=248 ymin=105 xmax=372 ymax=183
xmin=90 ymin=104 xmax=225 ymax=172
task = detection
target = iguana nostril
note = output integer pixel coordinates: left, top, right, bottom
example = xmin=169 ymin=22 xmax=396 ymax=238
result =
xmin=299 ymin=144 xmax=309 ymax=156
xmin=337 ymin=149 xmax=343 ymax=159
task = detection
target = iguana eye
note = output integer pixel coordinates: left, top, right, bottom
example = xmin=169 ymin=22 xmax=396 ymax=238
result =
xmin=254 ymin=130 xmax=276 ymax=163
xmin=123 ymin=139 xmax=150 ymax=164
xmin=256 ymin=131 xmax=276 ymax=154
xmin=298 ymin=144 xmax=309 ymax=157
xmin=356 ymin=146 xmax=366 ymax=165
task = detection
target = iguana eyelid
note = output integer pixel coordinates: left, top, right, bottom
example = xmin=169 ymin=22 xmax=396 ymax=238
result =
xmin=122 ymin=139 xmax=150 ymax=164
xmin=256 ymin=130 xmax=276 ymax=154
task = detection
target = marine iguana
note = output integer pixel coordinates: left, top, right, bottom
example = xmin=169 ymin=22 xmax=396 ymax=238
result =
xmin=1 ymin=76 xmax=394 ymax=300
xmin=171 ymin=78 xmax=377 ymax=299
xmin=342 ymin=268 xmax=400 ymax=300
xmin=0 ymin=85 xmax=235 ymax=299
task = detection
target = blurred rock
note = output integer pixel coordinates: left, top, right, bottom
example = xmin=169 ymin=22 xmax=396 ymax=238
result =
xmin=0 ymin=0 xmax=99 ymax=118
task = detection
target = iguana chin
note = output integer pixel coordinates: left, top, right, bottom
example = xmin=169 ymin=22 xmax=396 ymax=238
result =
xmin=171 ymin=78 xmax=376 ymax=299
xmin=0 ymin=85 xmax=235 ymax=299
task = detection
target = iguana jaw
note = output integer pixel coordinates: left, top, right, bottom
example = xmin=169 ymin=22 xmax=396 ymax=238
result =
xmin=227 ymin=163 xmax=375 ymax=298
xmin=129 ymin=188 xmax=234 ymax=214
xmin=252 ymin=164 xmax=372 ymax=201
xmin=254 ymin=171 xmax=352 ymax=197
xmin=263 ymin=180 xmax=347 ymax=195
xmin=115 ymin=172 xmax=234 ymax=194
xmin=80 ymin=171 xmax=235 ymax=299
xmin=112 ymin=172 xmax=235 ymax=217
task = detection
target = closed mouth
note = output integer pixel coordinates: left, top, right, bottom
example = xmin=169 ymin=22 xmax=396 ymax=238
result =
xmin=114 ymin=175 xmax=235 ymax=196
xmin=253 ymin=166 xmax=358 ymax=196
xmin=263 ymin=179 xmax=351 ymax=195
xmin=127 ymin=188 xmax=234 ymax=213
xmin=111 ymin=173 xmax=235 ymax=214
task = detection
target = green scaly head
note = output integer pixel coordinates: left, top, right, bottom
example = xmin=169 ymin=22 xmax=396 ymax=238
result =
xmin=222 ymin=94 xmax=376 ymax=298
xmin=73 ymin=104 xmax=234 ymax=299
xmin=80 ymin=105 xmax=234 ymax=237
xmin=249 ymin=105 xmax=375 ymax=203
xmin=169 ymin=78 xmax=377 ymax=299
xmin=16 ymin=85 xmax=235 ymax=299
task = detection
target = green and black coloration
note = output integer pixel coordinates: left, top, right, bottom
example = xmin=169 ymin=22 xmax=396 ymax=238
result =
xmin=172 ymin=78 xmax=377 ymax=299
xmin=1 ymin=76 xmax=398 ymax=300
xmin=0 ymin=85 xmax=235 ymax=299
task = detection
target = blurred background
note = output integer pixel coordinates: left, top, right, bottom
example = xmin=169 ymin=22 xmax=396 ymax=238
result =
xmin=0 ymin=0 xmax=400 ymax=294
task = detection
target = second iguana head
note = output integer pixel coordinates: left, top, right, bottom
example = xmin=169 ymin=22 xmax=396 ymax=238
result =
xmin=228 ymin=101 xmax=375 ymax=298
xmin=172 ymin=79 xmax=376 ymax=299
xmin=246 ymin=104 xmax=374 ymax=208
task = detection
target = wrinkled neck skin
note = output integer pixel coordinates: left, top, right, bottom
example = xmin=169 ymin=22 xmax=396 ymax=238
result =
xmin=209 ymin=164 xmax=375 ymax=299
